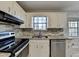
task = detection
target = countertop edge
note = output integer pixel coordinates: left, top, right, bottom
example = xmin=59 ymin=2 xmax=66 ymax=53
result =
xmin=15 ymin=37 xmax=72 ymax=40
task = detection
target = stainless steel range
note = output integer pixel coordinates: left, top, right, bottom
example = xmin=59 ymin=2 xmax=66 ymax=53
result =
xmin=0 ymin=32 xmax=15 ymax=51
xmin=0 ymin=32 xmax=29 ymax=57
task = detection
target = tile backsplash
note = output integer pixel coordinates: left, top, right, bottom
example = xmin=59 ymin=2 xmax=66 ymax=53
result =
xmin=0 ymin=22 xmax=19 ymax=32
xmin=0 ymin=22 xmax=64 ymax=38
xmin=15 ymin=28 xmax=64 ymax=38
xmin=0 ymin=24 xmax=14 ymax=32
xmin=47 ymin=28 xmax=63 ymax=33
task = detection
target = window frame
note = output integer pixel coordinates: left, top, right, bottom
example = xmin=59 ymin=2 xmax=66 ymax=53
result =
xmin=32 ymin=16 xmax=48 ymax=31
xmin=67 ymin=17 xmax=79 ymax=37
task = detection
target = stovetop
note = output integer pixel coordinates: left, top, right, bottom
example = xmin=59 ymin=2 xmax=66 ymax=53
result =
xmin=0 ymin=39 xmax=29 ymax=57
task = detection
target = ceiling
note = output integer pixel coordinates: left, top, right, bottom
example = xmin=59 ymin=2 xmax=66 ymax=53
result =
xmin=17 ymin=1 xmax=79 ymax=12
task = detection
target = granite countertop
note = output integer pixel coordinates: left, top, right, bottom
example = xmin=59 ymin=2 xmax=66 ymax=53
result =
xmin=0 ymin=52 xmax=11 ymax=57
xmin=15 ymin=36 xmax=72 ymax=40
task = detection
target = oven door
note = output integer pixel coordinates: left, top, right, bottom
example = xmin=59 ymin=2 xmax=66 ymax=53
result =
xmin=17 ymin=44 xmax=29 ymax=57
xmin=0 ymin=41 xmax=15 ymax=50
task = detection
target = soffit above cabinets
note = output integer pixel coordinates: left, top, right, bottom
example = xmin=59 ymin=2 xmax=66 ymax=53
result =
xmin=17 ymin=1 xmax=79 ymax=12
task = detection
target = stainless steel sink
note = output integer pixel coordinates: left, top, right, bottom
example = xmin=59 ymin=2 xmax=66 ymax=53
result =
xmin=32 ymin=35 xmax=48 ymax=38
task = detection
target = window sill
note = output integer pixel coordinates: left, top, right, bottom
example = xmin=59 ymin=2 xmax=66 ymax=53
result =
xmin=67 ymin=36 xmax=79 ymax=39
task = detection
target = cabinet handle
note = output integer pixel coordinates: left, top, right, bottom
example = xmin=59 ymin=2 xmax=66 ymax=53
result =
xmin=29 ymin=24 xmax=30 ymax=26
xmin=41 ymin=46 xmax=43 ymax=48
xmin=70 ymin=55 xmax=72 ymax=57
xmin=8 ymin=7 xmax=10 ymax=12
xmin=30 ymin=54 xmax=31 ymax=56
xmin=36 ymin=45 xmax=38 ymax=48
xmin=72 ymin=43 xmax=74 ymax=46
xmin=14 ymin=11 xmax=16 ymax=15
xmin=68 ymin=45 xmax=70 ymax=48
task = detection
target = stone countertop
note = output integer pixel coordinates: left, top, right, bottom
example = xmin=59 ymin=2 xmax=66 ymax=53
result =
xmin=0 ymin=52 xmax=11 ymax=57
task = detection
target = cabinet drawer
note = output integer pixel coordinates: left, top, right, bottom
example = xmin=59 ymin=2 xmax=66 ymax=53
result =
xmin=30 ymin=40 xmax=49 ymax=45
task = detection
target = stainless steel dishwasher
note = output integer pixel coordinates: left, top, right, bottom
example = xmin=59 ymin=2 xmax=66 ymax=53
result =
xmin=50 ymin=39 xmax=65 ymax=57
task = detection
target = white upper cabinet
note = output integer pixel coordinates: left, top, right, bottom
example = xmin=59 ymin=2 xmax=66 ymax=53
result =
xmin=48 ymin=12 xmax=67 ymax=28
xmin=19 ymin=5 xmax=28 ymax=28
xmin=23 ymin=12 xmax=67 ymax=28
xmin=48 ymin=13 xmax=57 ymax=28
xmin=12 ymin=2 xmax=22 ymax=19
xmin=0 ymin=1 xmax=26 ymax=22
xmin=13 ymin=2 xmax=26 ymax=21
xmin=56 ymin=13 xmax=67 ymax=28
xmin=20 ymin=13 xmax=27 ymax=28
xmin=0 ymin=1 xmax=13 ymax=15
xmin=0 ymin=2 xmax=67 ymax=28
xmin=26 ymin=13 xmax=33 ymax=28
xmin=0 ymin=1 xmax=27 ymax=27
xmin=20 ymin=13 xmax=33 ymax=28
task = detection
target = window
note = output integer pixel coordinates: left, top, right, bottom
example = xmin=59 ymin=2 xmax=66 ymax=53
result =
xmin=68 ymin=18 xmax=79 ymax=37
xmin=33 ymin=16 xmax=47 ymax=30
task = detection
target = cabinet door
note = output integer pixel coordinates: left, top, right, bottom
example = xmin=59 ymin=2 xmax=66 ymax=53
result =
xmin=13 ymin=2 xmax=21 ymax=19
xmin=39 ymin=43 xmax=49 ymax=57
xmin=26 ymin=13 xmax=32 ymax=28
xmin=71 ymin=48 xmax=79 ymax=57
xmin=20 ymin=14 xmax=27 ymax=28
xmin=29 ymin=40 xmax=49 ymax=57
xmin=65 ymin=40 xmax=72 ymax=57
xmin=67 ymin=39 xmax=79 ymax=57
xmin=48 ymin=12 xmax=66 ymax=28
xmin=14 ymin=2 xmax=25 ymax=20
xmin=37 ymin=40 xmax=49 ymax=57
xmin=0 ymin=2 xmax=13 ymax=15
xmin=18 ymin=4 xmax=25 ymax=20
xmin=56 ymin=13 xmax=67 ymax=28
xmin=29 ymin=40 xmax=38 ymax=57
xmin=29 ymin=41 xmax=39 ymax=57
xmin=49 ymin=13 xmax=58 ymax=28
xmin=20 ymin=10 xmax=27 ymax=28
xmin=20 ymin=13 xmax=32 ymax=28
xmin=72 ymin=53 xmax=79 ymax=57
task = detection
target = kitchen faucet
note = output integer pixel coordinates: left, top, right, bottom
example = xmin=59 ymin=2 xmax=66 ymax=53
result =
xmin=38 ymin=31 xmax=42 ymax=38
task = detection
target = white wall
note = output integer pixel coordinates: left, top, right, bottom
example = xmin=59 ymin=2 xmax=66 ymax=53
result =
xmin=26 ymin=12 xmax=67 ymax=28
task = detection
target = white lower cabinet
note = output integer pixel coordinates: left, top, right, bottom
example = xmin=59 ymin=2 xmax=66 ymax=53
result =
xmin=29 ymin=40 xmax=49 ymax=57
xmin=66 ymin=39 xmax=79 ymax=57
xmin=66 ymin=40 xmax=72 ymax=57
